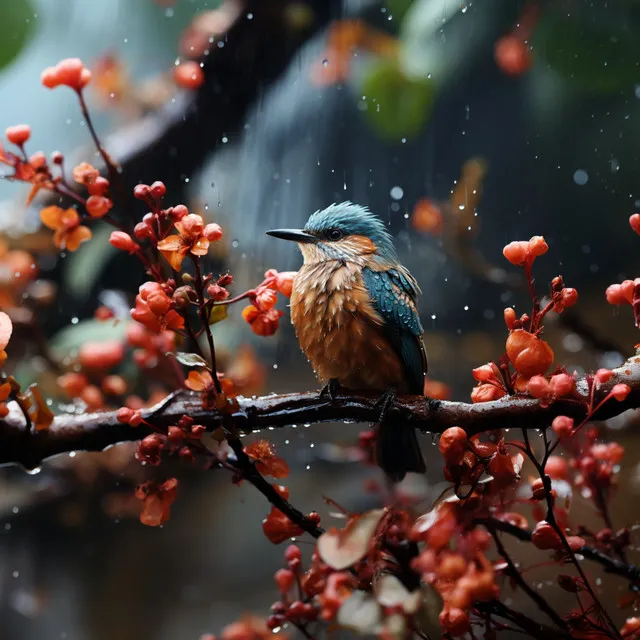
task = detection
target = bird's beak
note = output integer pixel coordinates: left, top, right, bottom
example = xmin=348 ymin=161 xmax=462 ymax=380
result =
xmin=265 ymin=228 xmax=317 ymax=244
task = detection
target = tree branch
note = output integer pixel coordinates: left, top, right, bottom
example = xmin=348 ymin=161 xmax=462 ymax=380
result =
xmin=1 ymin=355 xmax=639 ymax=470
xmin=475 ymin=518 xmax=640 ymax=585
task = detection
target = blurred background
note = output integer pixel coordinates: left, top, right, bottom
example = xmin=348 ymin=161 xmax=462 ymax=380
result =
xmin=0 ymin=0 xmax=640 ymax=638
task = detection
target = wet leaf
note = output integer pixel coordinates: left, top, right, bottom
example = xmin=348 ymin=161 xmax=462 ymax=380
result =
xmin=317 ymin=508 xmax=385 ymax=570
xmin=170 ymin=352 xmax=209 ymax=368
xmin=361 ymin=58 xmax=435 ymax=141
xmin=208 ymin=304 xmax=228 ymax=325
xmin=534 ymin=11 xmax=640 ymax=93
xmin=0 ymin=0 xmax=34 ymax=71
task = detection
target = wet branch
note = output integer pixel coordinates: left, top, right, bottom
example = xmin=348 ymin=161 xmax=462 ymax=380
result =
xmin=1 ymin=355 xmax=639 ymax=470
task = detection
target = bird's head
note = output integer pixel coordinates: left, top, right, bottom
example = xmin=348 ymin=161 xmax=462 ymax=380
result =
xmin=266 ymin=202 xmax=397 ymax=265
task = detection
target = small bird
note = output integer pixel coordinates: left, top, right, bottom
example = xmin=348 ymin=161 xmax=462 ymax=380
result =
xmin=267 ymin=202 xmax=427 ymax=481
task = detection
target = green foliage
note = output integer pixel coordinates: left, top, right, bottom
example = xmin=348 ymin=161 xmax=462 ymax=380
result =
xmin=534 ymin=11 xmax=640 ymax=93
xmin=361 ymin=58 xmax=435 ymax=141
xmin=0 ymin=0 xmax=35 ymax=71
xmin=385 ymin=0 xmax=414 ymax=24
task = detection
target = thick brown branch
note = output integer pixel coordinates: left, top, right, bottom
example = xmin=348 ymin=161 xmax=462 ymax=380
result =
xmin=1 ymin=356 xmax=639 ymax=470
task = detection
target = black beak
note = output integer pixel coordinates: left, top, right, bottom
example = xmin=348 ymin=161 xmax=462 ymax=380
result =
xmin=265 ymin=228 xmax=317 ymax=243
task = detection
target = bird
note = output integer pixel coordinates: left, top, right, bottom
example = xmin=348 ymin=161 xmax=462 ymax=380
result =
xmin=266 ymin=202 xmax=427 ymax=481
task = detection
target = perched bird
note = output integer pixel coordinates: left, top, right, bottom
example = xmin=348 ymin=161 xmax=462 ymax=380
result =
xmin=267 ymin=202 xmax=427 ymax=481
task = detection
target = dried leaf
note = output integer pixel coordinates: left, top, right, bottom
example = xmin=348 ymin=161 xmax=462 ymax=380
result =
xmin=317 ymin=508 xmax=385 ymax=570
xmin=374 ymin=574 xmax=422 ymax=614
xmin=336 ymin=591 xmax=381 ymax=634
xmin=170 ymin=352 xmax=209 ymax=368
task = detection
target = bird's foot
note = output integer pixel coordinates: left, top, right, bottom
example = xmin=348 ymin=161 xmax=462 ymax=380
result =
xmin=374 ymin=388 xmax=397 ymax=425
xmin=319 ymin=378 xmax=341 ymax=403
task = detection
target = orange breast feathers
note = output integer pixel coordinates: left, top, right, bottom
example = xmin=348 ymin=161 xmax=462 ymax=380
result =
xmin=290 ymin=259 xmax=409 ymax=392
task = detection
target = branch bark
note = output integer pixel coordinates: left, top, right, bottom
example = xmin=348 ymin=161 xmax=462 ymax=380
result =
xmin=1 ymin=355 xmax=639 ymax=470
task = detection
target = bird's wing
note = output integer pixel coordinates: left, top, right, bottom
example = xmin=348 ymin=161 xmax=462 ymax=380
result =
xmin=361 ymin=266 xmax=428 ymax=395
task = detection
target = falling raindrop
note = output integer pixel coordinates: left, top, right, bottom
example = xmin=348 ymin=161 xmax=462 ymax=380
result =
xmin=573 ymin=169 xmax=588 ymax=185
xmin=390 ymin=186 xmax=404 ymax=200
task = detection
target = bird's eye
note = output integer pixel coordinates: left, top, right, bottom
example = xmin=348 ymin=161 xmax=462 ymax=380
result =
xmin=327 ymin=228 xmax=343 ymax=241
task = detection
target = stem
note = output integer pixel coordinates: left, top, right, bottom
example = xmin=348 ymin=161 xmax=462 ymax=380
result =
xmin=192 ymin=256 xmax=222 ymax=394
xmin=226 ymin=436 xmax=324 ymax=539
xmin=212 ymin=290 xmax=254 ymax=306
xmin=523 ymin=433 xmax=621 ymax=638
xmin=487 ymin=522 xmax=568 ymax=631
xmin=474 ymin=518 xmax=640 ymax=583
xmin=76 ymin=91 xmax=126 ymax=201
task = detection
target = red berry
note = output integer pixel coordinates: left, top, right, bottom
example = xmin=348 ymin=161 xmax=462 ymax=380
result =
xmin=630 ymin=213 xmax=640 ymax=236
xmin=274 ymin=568 xmax=295 ymax=594
xmin=495 ymin=35 xmax=532 ymax=76
xmin=109 ymin=231 xmax=139 ymax=254
xmin=134 ymin=184 xmax=151 ymax=200
xmin=174 ymin=61 xmax=204 ymax=90
xmin=6 ymin=124 xmax=31 ymax=146
xmin=284 ymin=544 xmax=301 ymax=564
xmin=150 ymin=181 xmax=167 ymax=199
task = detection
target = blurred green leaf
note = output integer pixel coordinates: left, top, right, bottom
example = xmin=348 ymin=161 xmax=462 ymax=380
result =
xmin=385 ymin=0 xmax=414 ymax=24
xmin=361 ymin=59 xmax=435 ymax=141
xmin=170 ymin=351 xmax=209 ymax=368
xmin=50 ymin=318 xmax=130 ymax=356
xmin=0 ymin=0 xmax=34 ymax=71
xmin=64 ymin=225 xmax=117 ymax=298
xmin=534 ymin=12 xmax=640 ymax=93
xmin=208 ymin=304 xmax=228 ymax=325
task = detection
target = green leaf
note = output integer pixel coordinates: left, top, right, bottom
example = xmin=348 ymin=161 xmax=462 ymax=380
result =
xmin=170 ymin=352 xmax=209 ymax=368
xmin=534 ymin=11 xmax=640 ymax=93
xmin=64 ymin=225 xmax=117 ymax=298
xmin=208 ymin=304 xmax=228 ymax=325
xmin=360 ymin=58 xmax=435 ymax=141
xmin=50 ymin=318 xmax=130 ymax=356
xmin=0 ymin=0 xmax=34 ymax=71
xmin=385 ymin=0 xmax=414 ymax=24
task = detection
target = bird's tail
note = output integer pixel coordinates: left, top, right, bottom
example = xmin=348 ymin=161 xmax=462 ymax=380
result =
xmin=375 ymin=421 xmax=426 ymax=482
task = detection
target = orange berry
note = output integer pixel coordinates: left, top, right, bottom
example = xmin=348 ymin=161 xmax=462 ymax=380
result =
xmin=204 ymin=223 xmax=223 ymax=242
xmin=549 ymin=373 xmax=574 ymax=397
xmin=494 ymin=35 xmax=532 ymax=76
xmin=552 ymin=415 xmax=574 ymax=437
xmin=173 ymin=61 xmax=204 ymax=90
xmin=275 ymin=271 xmax=295 ymax=297
xmin=411 ymin=198 xmax=443 ymax=235
xmin=55 ymin=58 xmax=91 ymax=91
xmin=439 ymin=426 xmax=468 ymax=463
xmin=5 ymin=124 xmax=31 ymax=146
xmin=502 ymin=240 xmax=529 ymax=266
xmin=86 ymin=195 xmax=113 ymax=218
xmin=471 ymin=383 xmax=506 ymax=403
xmin=109 ymin=231 xmax=139 ymax=254
xmin=81 ymin=384 xmax=104 ymax=411
xmin=101 ymin=375 xmax=127 ymax=396
xmin=611 ymin=383 xmax=631 ymax=401
xmin=545 ymin=455 xmax=568 ymax=480
xmin=606 ymin=283 xmax=624 ymax=305
xmin=531 ymin=521 xmax=562 ymax=550
xmin=57 ymin=372 xmax=88 ymax=397
xmin=78 ymin=340 xmax=125 ymax=370
xmin=506 ymin=329 xmax=554 ymax=377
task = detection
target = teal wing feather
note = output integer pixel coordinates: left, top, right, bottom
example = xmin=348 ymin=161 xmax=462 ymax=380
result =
xmin=361 ymin=267 xmax=427 ymax=395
